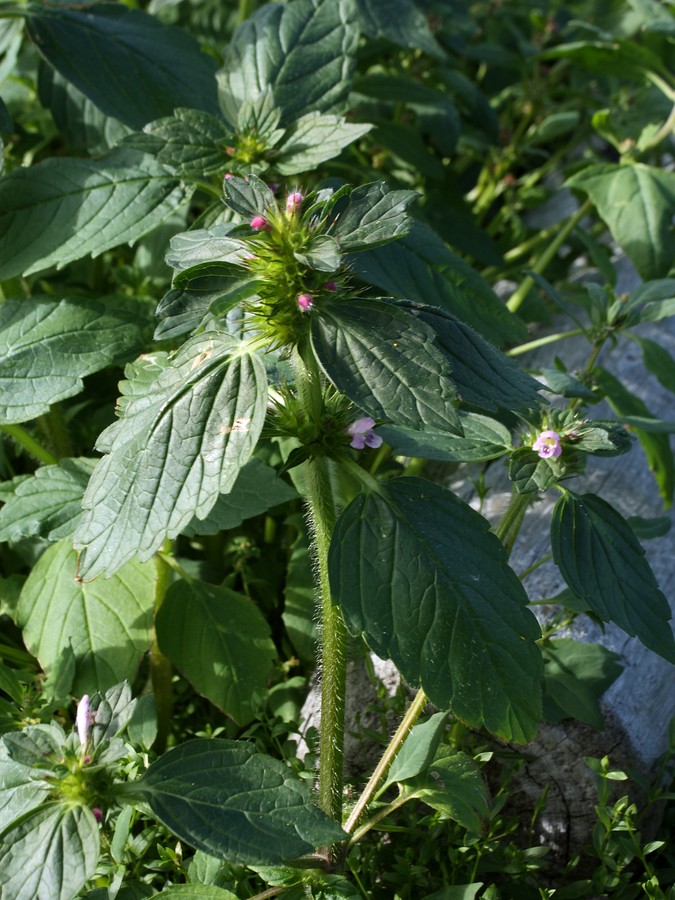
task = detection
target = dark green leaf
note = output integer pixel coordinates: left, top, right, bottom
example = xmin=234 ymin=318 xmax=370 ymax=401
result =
xmin=328 ymin=182 xmax=418 ymax=252
xmin=26 ymin=3 xmax=219 ymax=129
xmin=0 ymin=803 xmax=99 ymax=900
xmin=89 ymin=681 xmax=137 ymax=746
xmin=133 ymin=739 xmax=346 ymax=864
xmin=627 ymin=515 xmax=671 ymax=539
xmin=156 ymin=269 xmax=260 ymax=340
xmin=310 ymin=298 xmax=460 ymax=433
xmin=541 ymin=369 xmax=595 ymax=399
xmin=182 ymin=458 xmax=297 ymax=537
xmin=0 ymin=458 xmax=95 ymax=541
xmin=2 ymin=724 xmax=65 ymax=769
xmin=634 ymin=335 xmax=675 ymax=394
xmin=0 ymin=297 xmax=147 ymax=423
xmin=369 ymin=121 xmax=444 ymax=179
xmin=379 ymin=413 xmax=511 ymax=462
xmin=508 ymin=446 xmax=563 ymax=494
xmin=354 ymin=0 xmax=444 ymax=58
xmin=411 ymin=305 xmax=543 ymax=413
xmin=166 ymin=226 xmax=249 ymax=272
xmin=74 ymin=332 xmax=267 ymax=579
xmin=329 ymin=478 xmax=542 ymax=742
xmin=274 ymin=113 xmax=371 ymax=175
xmin=0 ymin=95 xmax=11 ymax=133
xmin=0 ymin=665 xmax=22 ymax=703
xmin=350 ymin=221 xmax=526 ymax=345
xmin=156 ymin=580 xmax=276 ymax=724
xmin=402 ymin=752 xmax=489 ymax=833
xmin=218 ymin=0 xmax=358 ymax=127
xmin=551 ymin=491 xmax=675 ymax=663
xmin=293 ymin=235 xmax=341 ymax=273
xmin=541 ymin=40 xmax=668 ymax=80
xmin=0 ymin=149 xmax=188 ymax=280
xmin=17 ymin=540 xmax=156 ymax=692
xmin=149 ymin=887 xmax=237 ymax=898
xmin=282 ymin=517 xmax=317 ymax=665
xmin=594 ymin=365 xmax=674 ymax=504
xmin=223 ymin=175 xmax=277 ymax=220
xmin=542 ymin=638 xmax=623 ymax=728
xmin=567 ymin=163 xmax=675 ymax=280
xmin=122 ymin=110 xmax=233 ymax=177
xmin=0 ymin=753 xmax=51 ymax=833
xmin=383 ymin=712 xmax=448 ymax=789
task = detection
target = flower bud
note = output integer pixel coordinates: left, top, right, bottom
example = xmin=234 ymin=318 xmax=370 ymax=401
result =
xmin=250 ymin=215 xmax=269 ymax=231
xmin=286 ymin=191 xmax=304 ymax=214
xmin=297 ymin=293 xmax=314 ymax=312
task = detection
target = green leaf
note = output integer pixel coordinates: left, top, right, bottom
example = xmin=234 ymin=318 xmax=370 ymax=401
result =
xmin=329 ymin=478 xmax=542 ymax=743
xmin=541 ymin=39 xmax=668 ymax=80
xmin=17 ymin=540 xmax=156 ymax=692
xmin=551 ymin=491 xmax=675 ymax=663
xmin=274 ymin=113 xmax=371 ymax=175
xmin=329 ymin=182 xmax=418 ymax=252
xmin=310 ymin=298 xmax=461 ymax=433
xmin=567 ymin=163 xmax=675 ymax=280
xmin=0 ymin=664 xmax=22 ymax=702
xmin=383 ymin=712 xmax=448 ymax=790
xmin=423 ymin=886 xmax=483 ymax=900
xmin=411 ymin=305 xmax=543 ymax=413
xmin=0 ymin=149 xmax=188 ymax=280
xmin=354 ymin=0 xmax=444 ymax=58
xmin=0 ymin=802 xmax=99 ymax=900
xmin=542 ymin=638 xmax=623 ymax=728
xmin=541 ymin=369 xmax=595 ymax=399
xmin=0 ymin=754 xmax=51 ymax=833
xmin=402 ymin=752 xmax=489 ymax=833
xmin=218 ymin=0 xmax=358 ymax=128
xmin=166 ymin=226 xmax=249 ymax=271
xmin=282 ymin=516 xmax=317 ymax=665
xmin=0 ymin=297 xmax=147 ymax=423
xmin=627 ymin=514 xmax=671 ymax=539
xmin=182 ymin=458 xmax=297 ymax=537
xmin=223 ymin=174 xmax=277 ymax=220
xmin=634 ymin=335 xmax=675 ymax=394
xmin=369 ymin=120 xmax=444 ymax=179
xmin=508 ymin=446 xmax=564 ymax=494
xmin=156 ymin=269 xmax=261 ymax=340
xmin=349 ymin=221 xmax=526 ymax=346
xmin=89 ymin=681 xmax=137 ymax=746
xmin=74 ymin=332 xmax=267 ymax=579
xmin=593 ymin=365 xmax=674 ymax=505
xmin=156 ymin=580 xmax=276 ymax=724
xmin=25 ymin=3 xmax=219 ymax=129
xmin=122 ymin=110 xmax=233 ymax=177
xmin=379 ymin=413 xmax=512 ymax=463
xmin=0 ymin=458 xmax=95 ymax=541
xmin=133 ymin=739 xmax=346 ymax=864
xmin=150 ymin=888 xmax=238 ymax=899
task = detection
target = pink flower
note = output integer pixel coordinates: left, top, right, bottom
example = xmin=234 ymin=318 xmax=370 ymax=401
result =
xmin=250 ymin=215 xmax=269 ymax=231
xmin=297 ymin=293 xmax=313 ymax=312
xmin=323 ymin=281 xmax=337 ymax=292
xmin=532 ymin=430 xmax=562 ymax=459
xmin=286 ymin=191 xmax=304 ymax=214
xmin=76 ymin=695 xmax=90 ymax=750
xmin=347 ymin=417 xmax=382 ymax=450
xmin=92 ymin=807 xmax=103 ymax=823
xmin=224 ymin=173 xmax=234 ymax=180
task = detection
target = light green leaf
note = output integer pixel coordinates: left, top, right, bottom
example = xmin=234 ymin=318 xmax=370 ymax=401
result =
xmin=133 ymin=739 xmax=346 ymax=864
xmin=508 ymin=447 xmax=563 ymax=494
xmin=274 ymin=113 xmax=371 ymax=175
xmin=310 ymin=298 xmax=461 ymax=433
xmin=384 ymin=712 xmax=448 ymax=790
xmin=218 ymin=0 xmax=358 ymax=127
xmin=423 ymin=886 xmax=483 ymax=900
xmin=0 ymin=458 xmax=95 ymax=541
xmin=0 ymin=803 xmax=99 ymax=900
xmin=542 ymin=638 xmax=623 ymax=728
xmin=166 ymin=226 xmax=249 ymax=272
xmin=402 ymin=752 xmax=489 ymax=833
xmin=223 ymin=174 xmax=277 ymax=220
xmin=0 ymin=149 xmax=188 ymax=280
xmin=0 ymin=297 xmax=147 ymax=423
xmin=282 ymin=517 xmax=317 ymax=665
xmin=150 ymin=888 xmax=238 ymax=899
xmin=17 ymin=540 xmax=156 ymax=692
xmin=26 ymin=3 xmax=219 ymax=129
xmin=0 ymin=754 xmax=51 ymax=833
xmin=89 ymin=681 xmax=137 ymax=746
xmin=2 ymin=724 xmax=66 ymax=769
xmin=551 ymin=491 xmax=675 ymax=663
xmin=329 ymin=478 xmax=543 ymax=743
xmin=74 ymin=331 xmax=267 ymax=579
xmin=567 ymin=163 xmax=675 ymax=280
xmin=182 ymin=458 xmax=297 ymax=537
xmin=293 ymin=234 xmax=341 ymax=273
xmin=329 ymin=182 xmax=418 ymax=252
xmin=156 ymin=580 xmax=276 ymax=724
xmin=379 ymin=413 xmax=511 ymax=463
xmin=355 ymin=0 xmax=444 ymax=58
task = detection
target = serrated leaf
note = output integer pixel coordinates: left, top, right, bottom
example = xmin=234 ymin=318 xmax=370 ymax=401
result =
xmin=293 ymin=234 xmax=341 ymax=273
xmin=310 ymin=298 xmax=460 ymax=433
xmin=74 ymin=332 xmax=267 ymax=579
xmin=0 ymin=297 xmax=147 ymax=423
xmin=329 ymin=478 xmax=542 ymax=742
xmin=0 ymin=802 xmax=99 ymax=900
xmin=166 ymin=226 xmax=249 ymax=272
xmin=122 ymin=109 xmax=233 ymax=177
xmin=17 ymin=540 xmax=156 ymax=691
xmin=551 ymin=491 xmax=675 ymax=663
xmin=349 ymin=221 xmax=525 ymax=346
xmin=567 ymin=163 xmax=675 ymax=280
xmin=223 ymin=175 xmax=277 ymax=220
xmin=508 ymin=446 xmax=563 ymax=494
xmin=0 ymin=149 xmax=188 ymax=280
xmin=384 ymin=712 xmax=448 ymax=790
xmin=2 ymin=724 xmax=65 ymax=769
xmin=274 ymin=113 xmax=371 ymax=175
xmin=411 ymin=305 xmax=543 ymax=413
xmin=156 ymin=580 xmax=276 ymax=724
xmin=594 ymin=365 xmax=674 ymax=504
xmin=26 ymin=3 xmax=219 ymax=129
xmin=133 ymin=739 xmax=346 ymax=864
xmin=542 ymin=638 xmax=623 ymax=728
xmin=0 ymin=755 xmax=51 ymax=833
xmin=402 ymin=752 xmax=489 ymax=833
xmin=328 ymin=182 xmax=418 ymax=252
xmin=0 ymin=458 xmax=95 ymax=541
xmin=182 ymin=458 xmax=297 ymax=537
xmin=218 ymin=0 xmax=358 ymax=127
xmin=89 ymin=681 xmax=136 ymax=746
xmin=379 ymin=413 xmax=511 ymax=463
xmin=354 ymin=0 xmax=444 ymax=58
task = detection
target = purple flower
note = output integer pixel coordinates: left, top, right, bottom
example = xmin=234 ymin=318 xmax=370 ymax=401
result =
xmin=76 ymin=694 xmax=90 ymax=749
xmin=250 ymin=215 xmax=269 ymax=231
xmin=532 ymin=429 xmax=562 ymax=459
xmin=286 ymin=191 xmax=304 ymax=214
xmin=347 ymin=417 xmax=383 ymax=450
xmin=323 ymin=281 xmax=337 ymax=292
xmin=297 ymin=293 xmax=314 ymax=312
